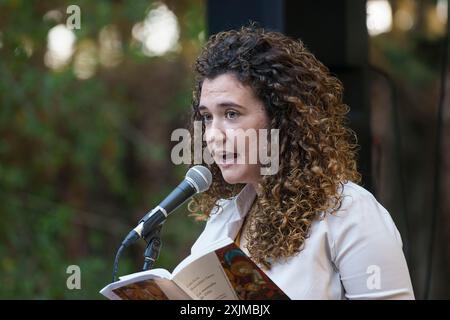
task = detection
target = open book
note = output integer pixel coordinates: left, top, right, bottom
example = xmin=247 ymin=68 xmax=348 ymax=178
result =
xmin=100 ymin=237 xmax=289 ymax=300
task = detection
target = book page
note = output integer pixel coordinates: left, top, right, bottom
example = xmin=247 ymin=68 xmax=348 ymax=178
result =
xmin=214 ymin=243 xmax=290 ymax=300
xmin=172 ymin=237 xmax=234 ymax=275
xmin=172 ymin=250 xmax=238 ymax=300
xmin=153 ymin=278 xmax=192 ymax=300
xmin=100 ymin=269 xmax=191 ymax=300
xmin=172 ymin=238 xmax=290 ymax=300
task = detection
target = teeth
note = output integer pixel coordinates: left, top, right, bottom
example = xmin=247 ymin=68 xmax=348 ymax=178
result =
xmin=218 ymin=152 xmax=237 ymax=164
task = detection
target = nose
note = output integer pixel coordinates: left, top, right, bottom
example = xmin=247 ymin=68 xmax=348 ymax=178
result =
xmin=204 ymin=120 xmax=227 ymax=152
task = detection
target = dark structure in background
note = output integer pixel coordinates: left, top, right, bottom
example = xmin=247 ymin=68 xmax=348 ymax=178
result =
xmin=206 ymin=0 xmax=372 ymax=191
xmin=207 ymin=0 xmax=450 ymax=300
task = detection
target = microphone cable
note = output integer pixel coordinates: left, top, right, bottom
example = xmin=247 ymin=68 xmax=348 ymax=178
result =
xmin=112 ymin=244 xmax=125 ymax=283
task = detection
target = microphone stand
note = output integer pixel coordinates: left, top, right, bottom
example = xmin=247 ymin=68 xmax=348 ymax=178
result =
xmin=142 ymin=224 xmax=163 ymax=271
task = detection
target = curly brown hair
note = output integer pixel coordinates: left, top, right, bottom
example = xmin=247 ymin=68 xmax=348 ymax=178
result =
xmin=187 ymin=25 xmax=361 ymax=269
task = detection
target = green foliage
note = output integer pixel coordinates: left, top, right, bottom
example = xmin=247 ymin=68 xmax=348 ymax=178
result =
xmin=0 ymin=0 xmax=205 ymax=299
xmin=370 ymin=16 xmax=446 ymax=87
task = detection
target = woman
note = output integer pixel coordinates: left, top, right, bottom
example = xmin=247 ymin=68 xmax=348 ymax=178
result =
xmin=187 ymin=25 xmax=414 ymax=300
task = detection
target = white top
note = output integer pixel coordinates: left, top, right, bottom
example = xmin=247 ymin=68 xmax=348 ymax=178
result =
xmin=191 ymin=181 xmax=415 ymax=300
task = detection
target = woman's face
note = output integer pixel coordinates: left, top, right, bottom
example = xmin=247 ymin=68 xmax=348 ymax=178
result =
xmin=199 ymin=73 xmax=269 ymax=186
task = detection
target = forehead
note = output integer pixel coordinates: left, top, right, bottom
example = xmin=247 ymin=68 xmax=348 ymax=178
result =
xmin=199 ymin=73 xmax=256 ymax=104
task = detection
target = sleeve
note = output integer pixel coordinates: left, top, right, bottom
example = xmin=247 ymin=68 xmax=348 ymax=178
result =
xmin=329 ymin=190 xmax=415 ymax=300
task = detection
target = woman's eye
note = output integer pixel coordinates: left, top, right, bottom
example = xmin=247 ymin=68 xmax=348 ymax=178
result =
xmin=226 ymin=110 xmax=239 ymax=119
xmin=201 ymin=113 xmax=212 ymax=122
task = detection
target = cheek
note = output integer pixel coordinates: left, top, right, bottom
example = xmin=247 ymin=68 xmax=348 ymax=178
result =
xmin=204 ymin=130 xmax=212 ymax=151
xmin=204 ymin=127 xmax=223 ymax=147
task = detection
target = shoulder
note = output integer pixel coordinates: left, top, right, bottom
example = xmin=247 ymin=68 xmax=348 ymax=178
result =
xmin=336 ymin=180 xmax=381 ymax=212
xmin=327 ymin=181 xmax=394 ymax=225
xmin=321 ymin=182 xmax=414 ymax=299
xmin=324 ymin=181 xmax=404 ymax=260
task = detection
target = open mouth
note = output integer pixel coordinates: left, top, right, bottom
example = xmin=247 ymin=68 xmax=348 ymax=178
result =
xmin=217 ymin=152 xmax=239 ymax=165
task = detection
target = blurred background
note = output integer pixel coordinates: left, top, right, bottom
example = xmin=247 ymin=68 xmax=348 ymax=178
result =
xmin=0 ymin=0 xmax=448 ymax=299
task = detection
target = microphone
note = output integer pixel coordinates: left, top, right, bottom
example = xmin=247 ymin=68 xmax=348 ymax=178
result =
xmin=121 ymin=165 xmax=212 ymax=247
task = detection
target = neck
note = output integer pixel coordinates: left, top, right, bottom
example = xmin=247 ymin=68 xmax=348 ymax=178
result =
xmin=250 ymin=182 xmax=263 ymax=197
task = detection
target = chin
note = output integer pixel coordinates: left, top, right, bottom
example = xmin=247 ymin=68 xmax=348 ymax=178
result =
xmin=221 ymin=173 xmax=244 ymax=185
xmin=219 ymin=166 xmax=247 ymax=185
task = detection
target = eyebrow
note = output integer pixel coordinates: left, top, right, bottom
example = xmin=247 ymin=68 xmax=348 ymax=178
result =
xmin=198 ymin=101 xmax=245 ymax=111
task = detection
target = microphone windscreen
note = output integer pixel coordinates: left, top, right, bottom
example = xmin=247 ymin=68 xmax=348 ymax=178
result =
xmin=186 ymin=165 xmax=212 ymax=193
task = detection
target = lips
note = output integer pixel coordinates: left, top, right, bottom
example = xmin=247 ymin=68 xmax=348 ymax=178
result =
xmin=215 ymin=151 xmax=239 ymax=165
